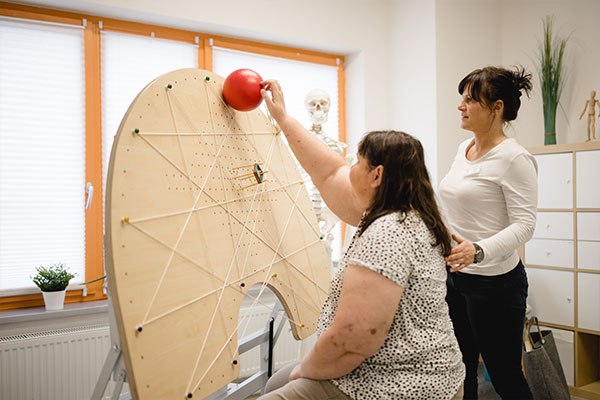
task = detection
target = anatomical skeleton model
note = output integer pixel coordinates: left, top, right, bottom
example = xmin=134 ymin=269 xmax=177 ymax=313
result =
xmin=302 ymin=89 xmax=351 ymax=263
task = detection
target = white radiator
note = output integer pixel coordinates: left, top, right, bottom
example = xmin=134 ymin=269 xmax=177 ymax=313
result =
xmin=0 ymin=306 xmax=311 ymax=399
xmin=0 ymin=324 xmax=111 ymax=400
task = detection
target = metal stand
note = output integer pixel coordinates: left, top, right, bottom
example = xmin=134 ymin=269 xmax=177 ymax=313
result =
xmin=90 ymin=294 xmax=130 ymax=400
xmin=213 ymin=300 xmax=286 ymax=400
xmin=92 ymin=297 xmax=286 ymax=400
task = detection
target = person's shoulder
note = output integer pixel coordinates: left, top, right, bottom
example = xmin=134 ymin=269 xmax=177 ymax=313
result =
xmin=362 ymin=212 xmax=413 ymax=237
xmin=365 ymin=212 xmax=400 ymax=231
xmin=378 ymin=211 xmax=426 ymax=236
xmin=359 ymin=212 xmax=420 ymax=251
xmin=499 ymin=139 xmax=538 ymax=172
xmin=501 ymin=138 xmax=532 ymax=157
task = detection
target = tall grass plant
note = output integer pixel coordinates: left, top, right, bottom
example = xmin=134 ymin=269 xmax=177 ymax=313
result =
xmin=537 ymin=16 xmax=569 ymax=145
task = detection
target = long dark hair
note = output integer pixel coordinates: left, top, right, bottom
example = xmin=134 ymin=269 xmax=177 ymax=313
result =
xmin=458 ymin=65 xmax=533 ymax=121
xmin=357 ymin=131 xmax=451 ymax=256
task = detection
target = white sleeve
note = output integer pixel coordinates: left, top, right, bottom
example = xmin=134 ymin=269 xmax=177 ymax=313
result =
xmin=478 ymin=153 xmax=538 ymax=261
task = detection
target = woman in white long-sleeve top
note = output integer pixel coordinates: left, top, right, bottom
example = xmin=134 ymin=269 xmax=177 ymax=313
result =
xmin=439 ymin=66 xmax=537 ymax=400
xmin=258 ymin=80 xmax=465 ymax=400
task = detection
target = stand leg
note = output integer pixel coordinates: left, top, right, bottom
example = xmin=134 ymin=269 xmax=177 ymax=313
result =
xmin=91 ymin=292 xmax=129 ymax=400
xmin=91 ymin=344 xmax=122 ymax=400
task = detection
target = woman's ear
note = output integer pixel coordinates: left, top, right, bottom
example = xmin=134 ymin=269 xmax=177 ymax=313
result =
xmin=371 ymin=165 xmax=384 ymax=188
xmin=494 ymin=100 xmax=504 ymax=115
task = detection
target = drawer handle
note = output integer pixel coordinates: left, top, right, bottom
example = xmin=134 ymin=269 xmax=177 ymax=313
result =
xmin=566 ymin=297 xmax=572 ymax=303
xmin=546 ymin=250 xmax=551 ymax=256
xmin=545 ymin=224 xmax=551 ymax=228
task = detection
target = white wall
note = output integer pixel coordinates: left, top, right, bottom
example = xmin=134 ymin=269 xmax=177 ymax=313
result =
xmin=435 ymin=0 xmax=502 ymax=183
xmin=389 ymin=0 xmax=438 ymax=183
xmin=434 ymin=0 xmax=600 ymax=182
xmin=500 ymin=0 xmax=600 ymax=147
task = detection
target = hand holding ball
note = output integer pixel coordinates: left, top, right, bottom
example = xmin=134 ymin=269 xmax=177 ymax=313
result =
xmin=223 ymin=69 xmax=263 ymax=112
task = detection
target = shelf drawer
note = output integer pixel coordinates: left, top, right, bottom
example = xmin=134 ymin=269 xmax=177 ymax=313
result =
xmin=536 ymin=153 xmax=573 ymax=209
xmin=526 ymin=268 xmax=574 ymax=327
xmin=578 ymin=272 xmax=600 ymax=332
xmin=576 ymin=150 xmax=600 ymax=208
xmin=578 ymin=241 xmax=600 ymax=271
xmin=533 ymin=212 xmax=573 ymax=240
xmin=525 ymin=239 xmax=574 ymax=268
xmin=578 ymin=212 xmax=600 ymax=240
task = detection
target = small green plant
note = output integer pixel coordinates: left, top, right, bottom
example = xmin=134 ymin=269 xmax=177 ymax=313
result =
xmin=31 ymin=263 xmax=76 ymax=292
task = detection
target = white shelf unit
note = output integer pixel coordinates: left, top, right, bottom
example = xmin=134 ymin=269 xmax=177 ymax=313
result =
xmin=523 ymin=142 xmax=600 ymax=400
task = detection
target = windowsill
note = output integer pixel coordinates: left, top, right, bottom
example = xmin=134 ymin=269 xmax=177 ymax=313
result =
xmin=0 ymin=299 xmax=108 ymax=326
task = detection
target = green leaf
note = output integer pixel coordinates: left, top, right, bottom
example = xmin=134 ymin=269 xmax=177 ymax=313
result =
xmin=31 ymin=263 xmax=76 ymax=292
xmin=537 ymin=15 xmax=569 ymax=134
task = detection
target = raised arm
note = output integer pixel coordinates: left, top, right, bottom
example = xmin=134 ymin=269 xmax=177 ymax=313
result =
xmin=261 ymin=80 xmax=363 ymax=226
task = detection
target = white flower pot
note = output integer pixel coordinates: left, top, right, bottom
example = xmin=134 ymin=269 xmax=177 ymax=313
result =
xmin=42 ymin=290 xmax=66 ymax=311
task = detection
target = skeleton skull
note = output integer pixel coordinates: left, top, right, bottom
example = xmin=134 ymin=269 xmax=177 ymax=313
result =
xmin=305 ymin=89 xmax=330 ymax=127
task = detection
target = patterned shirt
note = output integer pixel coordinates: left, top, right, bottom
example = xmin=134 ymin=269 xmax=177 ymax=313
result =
xmin=317 ymin=211 xmax=465 ymax=399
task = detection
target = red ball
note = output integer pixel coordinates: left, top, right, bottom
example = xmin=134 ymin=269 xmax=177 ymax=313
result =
xmin=223 ymin=68 xmax=264 ymax=112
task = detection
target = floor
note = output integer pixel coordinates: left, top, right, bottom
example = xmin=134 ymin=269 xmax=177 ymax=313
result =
xmin=244 ymin=363 xmax=585 ymax=399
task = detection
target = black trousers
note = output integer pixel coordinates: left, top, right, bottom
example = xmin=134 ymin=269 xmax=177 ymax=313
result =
xmin=446 ymin=261 xmax=533 ymax=400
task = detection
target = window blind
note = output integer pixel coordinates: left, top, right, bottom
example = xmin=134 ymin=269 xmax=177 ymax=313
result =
xmin=0 ymin=17 xmax=85 ymax=292
xmin=101 ymin=31 xmax=198 ymax=188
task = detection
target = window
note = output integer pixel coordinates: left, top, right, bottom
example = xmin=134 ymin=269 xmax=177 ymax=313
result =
xmin=0 ymin=2 xmax=344 ymax=309
xmin=0 ymin=17 xmax=85 ymax=294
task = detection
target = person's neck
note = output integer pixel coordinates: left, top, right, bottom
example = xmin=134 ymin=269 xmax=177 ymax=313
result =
xmin=472 ymin=128 xmax=506 ymax=153
xmin=467 ymin=127 xmax=506 ymax=161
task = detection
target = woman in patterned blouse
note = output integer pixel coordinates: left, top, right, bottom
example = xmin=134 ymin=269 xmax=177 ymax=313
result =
xmin=258 ymin=80 xmax=465 ymax=399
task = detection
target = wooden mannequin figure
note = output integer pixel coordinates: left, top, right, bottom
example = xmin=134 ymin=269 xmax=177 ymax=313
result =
xmin=579 ymin=90 xmax=600 ymax=141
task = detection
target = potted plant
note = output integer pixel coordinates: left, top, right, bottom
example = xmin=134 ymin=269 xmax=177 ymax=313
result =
xmin=31 ymin=263 xmax=76 ymax=311
xmin=537 ymin=15 xmax=569 ymax=145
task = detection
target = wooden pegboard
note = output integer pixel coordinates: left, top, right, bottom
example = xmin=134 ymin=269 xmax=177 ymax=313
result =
xmin=105 ymin=68 xmax=330 ymax=399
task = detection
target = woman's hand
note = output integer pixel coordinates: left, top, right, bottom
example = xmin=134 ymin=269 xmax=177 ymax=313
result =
xmin=261 ymin=80 xmax=288 ymax=125
xmin=445 ymin=234 xmax=476 ymax=272
xmin=289 ymin=363 xmax=303 ymax=381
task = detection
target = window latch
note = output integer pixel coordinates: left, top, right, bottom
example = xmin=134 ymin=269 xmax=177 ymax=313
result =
xmin=85 ymin=182 xmax=94 ymax=209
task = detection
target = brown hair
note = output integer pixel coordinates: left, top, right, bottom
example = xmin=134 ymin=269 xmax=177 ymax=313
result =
xmin=357 ymin=131 xmax=451 ymax=256
xmin=458 ymin=65 xmax=533 ymax=121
